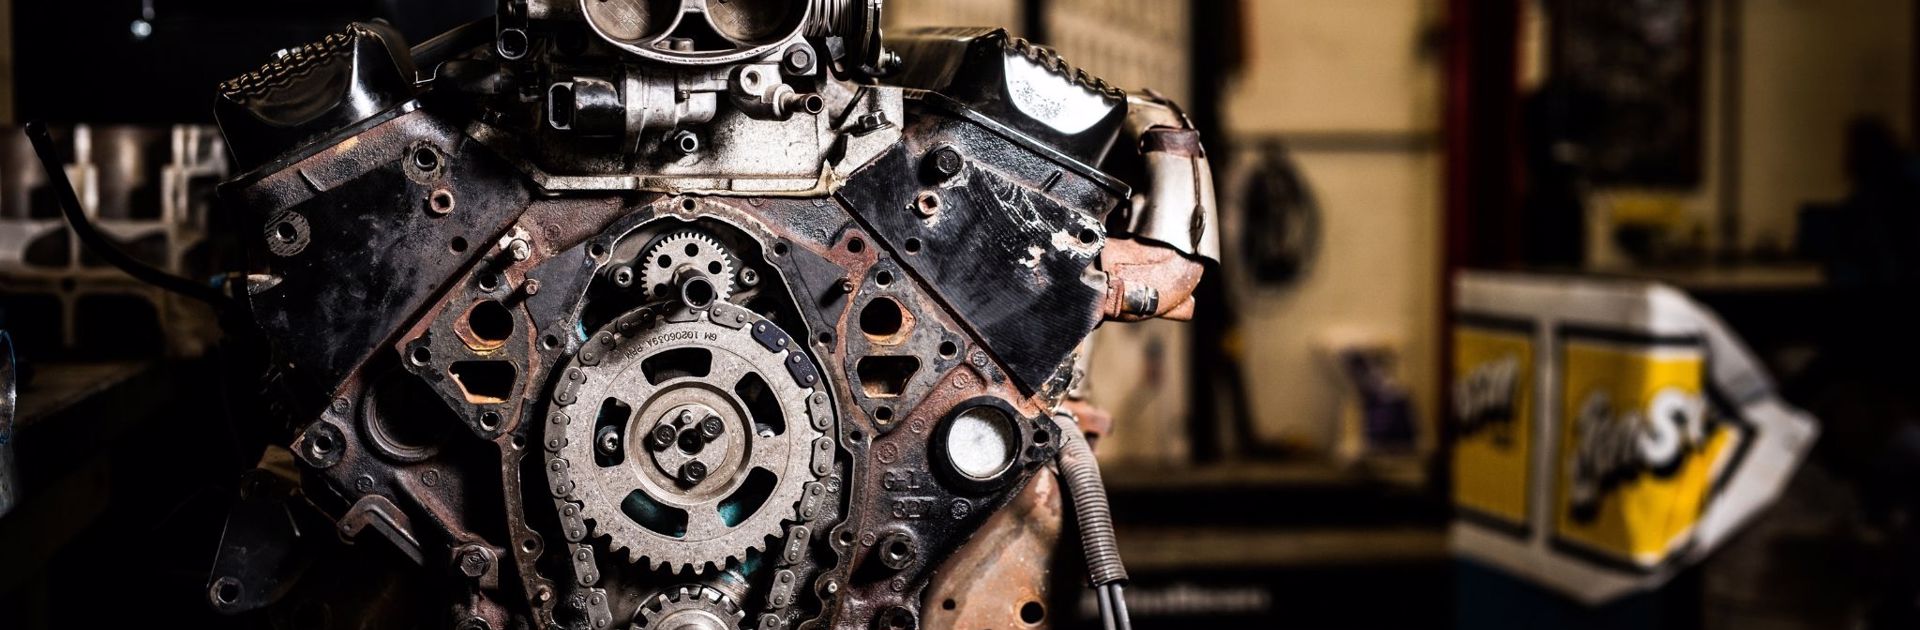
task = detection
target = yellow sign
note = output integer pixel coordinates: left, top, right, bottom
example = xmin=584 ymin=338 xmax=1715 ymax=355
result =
xmin=1552 ymin=334 xmax=1733 ymax=569
xmin=1451 ymin=322 xmax=1534 ymax=532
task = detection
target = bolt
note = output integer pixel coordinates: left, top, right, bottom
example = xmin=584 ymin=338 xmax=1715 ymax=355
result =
xmin=508 ymin=238 xmax=531 ymax=261
xmin=924 ymin=146 xmax=963 ymax=181
xmin=522 ymin=278 xmax=542 ymax=296
xmin=740 ymin=268 xmax=760 ymax=286
xmin=699 ymin=415 xmax=725 ymax=441
xmin=609 ymin=264 xmax=635 ymax=289
xmin=596 ymin=426 xmax=621 ymax=455
xmin=837 ymin=278 xmax=855 ymax=294
xmin=458 ymin=548 xmax=491 ymax=578
xmin=853 ymin=111 xmax=892 ymax=135
xmin=783 ymin=45 xmax=815 ymax=75
xmin=680 ymin=460 xmax=708 ymax=485
xmin=648 ymin=424 xmax=677 ymax=450
xmin=678 ymin=409 xmax=694 ymax=424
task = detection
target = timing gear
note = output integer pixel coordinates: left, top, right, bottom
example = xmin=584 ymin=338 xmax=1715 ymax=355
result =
xmin=643 ymin=231 xmax=738 ymax=304
xmin=548 ymin=303 xmax=831 ymax=574
xmin=636 ymin=585 xmax=745 ymax=630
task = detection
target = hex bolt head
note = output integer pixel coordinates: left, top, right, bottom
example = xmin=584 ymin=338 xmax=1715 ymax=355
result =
xmin=680 ymin=460 xmax=708 ymax=485
xmin=458 ymin=548 xmax=491 ymax=578
xmin=508 ymin=238 xmax=532 ymax=261
xmin=783 ymin=45 xmax=815 ymax=75
xmin=924 ymin=146 xmax=963 ymax=181
xmin=596 ymin=426 xmax=622 ymax=455
xmin=699 ymin=416 xmax=725 ymax=441
xmin=648 ymin=424 xmax=677 ymax=450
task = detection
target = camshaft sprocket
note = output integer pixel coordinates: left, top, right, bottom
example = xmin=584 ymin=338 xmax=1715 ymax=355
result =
xmin=548 ymin=304 xmax=831 ymax=574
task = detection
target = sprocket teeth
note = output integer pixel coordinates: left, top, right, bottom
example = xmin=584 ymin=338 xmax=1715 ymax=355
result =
xmin=551 ymin=307 xmax=826 ymax=575
xmin=642 ymin=231 xmax=738 ymax=301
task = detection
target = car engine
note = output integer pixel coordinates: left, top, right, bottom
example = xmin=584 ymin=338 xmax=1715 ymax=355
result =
xmin=44 ymin=1 xmax=1217 ymax=628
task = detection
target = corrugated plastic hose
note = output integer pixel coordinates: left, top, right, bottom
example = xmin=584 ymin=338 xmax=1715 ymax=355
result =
xmin=1053 ymin=413 xmax=1132 ymax=630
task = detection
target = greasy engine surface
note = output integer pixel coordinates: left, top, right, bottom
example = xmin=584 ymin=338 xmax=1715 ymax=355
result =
xmin=205 ymin=2 xmax=1213 ymax=629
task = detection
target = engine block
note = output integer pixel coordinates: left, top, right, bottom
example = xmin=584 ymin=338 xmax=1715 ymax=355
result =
xmin=205 ymin=3 xmax=1214 ymax=629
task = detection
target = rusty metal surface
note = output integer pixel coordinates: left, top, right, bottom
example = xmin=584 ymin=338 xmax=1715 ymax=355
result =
xmin=192 ymin=8 xmax=1213 ymax=629
xmin=922 ymin=468 xmax=1064 ymax=630
xmin=1098 ymin=237 xmax=1205 ymax=323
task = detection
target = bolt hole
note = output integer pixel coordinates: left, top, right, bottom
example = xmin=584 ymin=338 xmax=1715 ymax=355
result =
xmin=214 ymin=580 xmax=241 ymax=605
xmin=681 ymin=198 xmax=697 ymax=211
xmin=479 ymin=411 xmax=501 ymax=431
xmin=521 ymin=539 xmax=538 ymax=553
xmin=684 ymin=242 xmax=701 ymax=256
xmin=1077 ymin=228 xmax=1099 ymax=245
xmin=542 ymin=334 xmax=561 ymax=350
xmin=1033 ymin=429 xmax=1050 ymax=444
xmin=772 ymin=242 xmax=789 ymax=257
xmin=938 ymin=341 xmax=958 ymax=358
xmin=1020 ymin=601 xmax=1045 ymax=625
xmin=817 ymin=331 xmax=834 ymax=346
xmin=273 ymin=222 xmax=297 ymax=242
xmin=849 ymin=430 xmax=865 ymax=443
xmin=874 ymin=406 xmax=893 ymax=423
xmin=410 ymin=346 xmax=432 ymax=366
xmin=708 ymin=261 xmax=722 ymax=273
xmin=904 ymin=238 xmax=922 ymax=254
xmin=801 ymin=94 xmax=825 ymax=114
xmin=450 ymin=237 xmax=469 ymax=253
xmin=311 ymin=433 xmax=336 ymax=454
xmin=498 ymin=28 xmax=529 ymax=58
xmin=885 ymin=539 xmax=911 ymax=561
xmin=838 ymin=530 xmax=855 ymax=544
xmin=510 ymin=435 xmax=526 ymax=450
xmin=430 ymin=190 xmax=455 ymax=214
xmin=588 ymin=242 xmax=608 ymax=259
xmin=847 ymin=237 xmax=864 ymax=253
xmin=941 ymin=599 xmax=956 ymax=610
xmin=875 ymin=270 xmax=893 ymax=286
xmin=477 ymin=273 xmax=500 ymax=291
xmin=412 ymin=147 xmax=440 ymax=171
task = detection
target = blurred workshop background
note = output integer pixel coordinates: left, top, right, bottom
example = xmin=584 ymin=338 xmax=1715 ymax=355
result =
xmin=2 ymin=0 xmax=1918 ymax=628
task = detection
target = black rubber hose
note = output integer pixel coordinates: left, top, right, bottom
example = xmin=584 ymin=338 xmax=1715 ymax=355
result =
xmin=1053 ymin=413 xmax=1129 ymax=587
xmin=23 ymin=122 xmax=230 ymax=308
